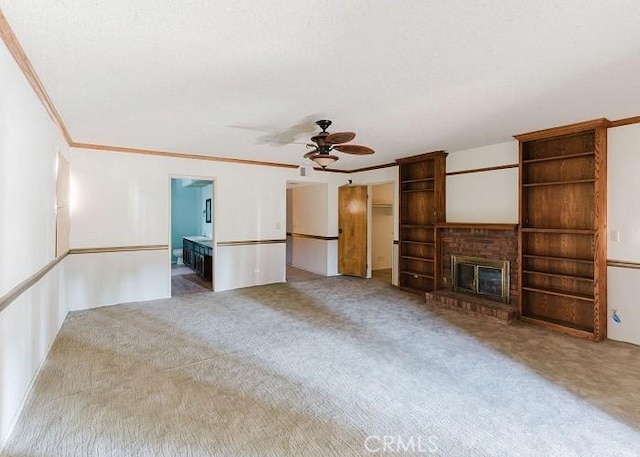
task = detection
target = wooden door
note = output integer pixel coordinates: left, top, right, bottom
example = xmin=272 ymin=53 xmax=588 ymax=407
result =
xmin=338 ymin=185 xmax=368 ymax=277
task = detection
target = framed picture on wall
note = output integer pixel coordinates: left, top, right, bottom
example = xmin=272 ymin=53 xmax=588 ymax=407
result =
xmin=205 ymin=198 xmax=211 ymax=223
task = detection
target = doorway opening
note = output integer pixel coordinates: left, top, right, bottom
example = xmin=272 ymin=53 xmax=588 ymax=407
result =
xmin=286 ymin=181 xmax=332 ymax=282
xmin=370 ymin=183 xmax=394 ymax=285
xmin=170 ymin=177 xmax=214 ymax=296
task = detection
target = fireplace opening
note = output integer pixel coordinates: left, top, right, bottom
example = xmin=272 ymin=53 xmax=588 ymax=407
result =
xmin=452 ymin=255 xmax=510 ymax=303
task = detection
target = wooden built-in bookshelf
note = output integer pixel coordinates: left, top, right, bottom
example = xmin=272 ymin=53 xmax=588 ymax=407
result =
xmin=515 ymin=119 xmax=608 ymax=341
xmin=396 ymin=151 xmax=447 ymax=295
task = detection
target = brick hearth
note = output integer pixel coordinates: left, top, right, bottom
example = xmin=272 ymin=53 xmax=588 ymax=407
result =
xmin=425 ymin=290 xmax=518 ymax=323
xmin=429 ymin=223 xmax=519 ymax=323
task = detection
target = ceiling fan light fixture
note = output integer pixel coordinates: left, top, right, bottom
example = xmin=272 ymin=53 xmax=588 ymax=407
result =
xmin=310 ymin=153 xmax=339 ymax=168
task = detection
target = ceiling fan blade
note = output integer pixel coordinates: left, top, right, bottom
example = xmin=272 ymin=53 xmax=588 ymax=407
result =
xmin=334 ymin=144 xmax=374 ymax=155
xmin=325 ymin=131 xmax=356 ymax=144
xmin=303 ymin=149 xmax=318 ymax=159
xmin=264 ymin=140 xmax=309 ymax=145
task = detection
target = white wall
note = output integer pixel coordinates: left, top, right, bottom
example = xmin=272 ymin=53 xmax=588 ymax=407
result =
xmin=68 ymin=150 xmax=348 ymax=297
xmin=446 ymin=141 xmax=519 ymax=223
xmin=289 ymin=184 xmax=330 ymax=235
xmin=0 ymin=43 xmax=69 ymax=448
xmin=217 ymin=244 xmax=286 ymax=289
xmin=607 ymin=124 xmax=640 ymax=345
xmin=287 ymin=183 xmax=337 ymax=275
xmin=0 ymin=262 xmax=69 ymax=447
xmin=65 ymin=251 xmax=170 ymax=311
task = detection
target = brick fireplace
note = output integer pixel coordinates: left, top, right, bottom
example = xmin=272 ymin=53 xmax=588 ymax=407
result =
xmin=427 ymin=223 xmax=519 ymax=323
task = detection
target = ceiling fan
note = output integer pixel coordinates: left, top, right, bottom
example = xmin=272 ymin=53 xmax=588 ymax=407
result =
xmin=304 ymin=120 xmax=374 ymax=168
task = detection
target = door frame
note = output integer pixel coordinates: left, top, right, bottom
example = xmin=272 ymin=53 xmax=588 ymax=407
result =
xmin=168 ymin=174 xmax=217 ymax=293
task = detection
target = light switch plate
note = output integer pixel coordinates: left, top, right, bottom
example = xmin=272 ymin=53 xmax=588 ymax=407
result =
xmin=610 ymin=229 xmax=620 ymax=242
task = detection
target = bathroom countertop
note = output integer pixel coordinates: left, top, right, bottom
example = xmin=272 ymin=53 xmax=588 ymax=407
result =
xmin=184 ymin=236 xmax=213 ymax=248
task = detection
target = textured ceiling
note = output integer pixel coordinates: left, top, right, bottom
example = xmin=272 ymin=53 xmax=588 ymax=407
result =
xmin=3 ymin=1 xmax=640 ymax=169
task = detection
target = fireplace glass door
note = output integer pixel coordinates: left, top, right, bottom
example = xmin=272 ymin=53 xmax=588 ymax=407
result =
xmin=477 ymin=266 xmax=503 ymax=298
xmin=451 ymin=255 xmax=510 ymax=303
xmin=455 ymin=262 xmax=476 ymax=293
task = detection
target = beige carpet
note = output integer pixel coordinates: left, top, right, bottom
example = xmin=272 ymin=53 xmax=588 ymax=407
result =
xmin=3 ymin=275 xmax=640 ymax=456
xmin=285 ymin=265 xmax=326 ymax=283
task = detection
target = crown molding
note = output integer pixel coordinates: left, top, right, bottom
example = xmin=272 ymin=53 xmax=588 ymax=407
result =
xmin=446 ymin=163 xmax=518 ymax=176
xmin=71 ymin=142 xmax=301 ymax=169
xmin=349 ymin=162 xmax=398 ymax=173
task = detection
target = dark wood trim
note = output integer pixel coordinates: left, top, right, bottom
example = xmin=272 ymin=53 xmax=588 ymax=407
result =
xmin=0 ymin=252 xmax=69 ymax=314
xmin=396 ymin=150 xmax=446 ymax=165
xmin=69 ymin=245 xmax=168 ymax=254
xmin=514 ymin=118 xmax=610 ymax=142
xmin=446 ymin=163 xmax=518 ymax=176
xmin=287 ymin=233 xmax=339 ymax=241
xmin=593 ymin=127 xmax=607 ymax=340
xmin=517 ymin=140 xmax=524 ymax=318
xmin=349 ymin=162 xmax=398 ymax=173
xmin=435 ymin=222 xmax=518 ymax=231
xmin=72 ymin=143 xmax=376 ymax=173
xmin=313 ymin=167 xmax=350 ymax=174
xmin=608 ymin=116 xmax=640 ymax=128
xmin=217 ymin=239 xmax=286 ymax=247
xmin=0 ymin=10 xmax=72 ymax=144
xmin=608 ymin=259 xmax=640 ymax=270
xmin=393 ymin=240 xmax=399 ymax=245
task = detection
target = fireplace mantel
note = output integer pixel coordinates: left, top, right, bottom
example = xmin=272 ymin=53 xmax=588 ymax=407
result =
xmin=435 ymin=222 xmax=518 ymax=231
